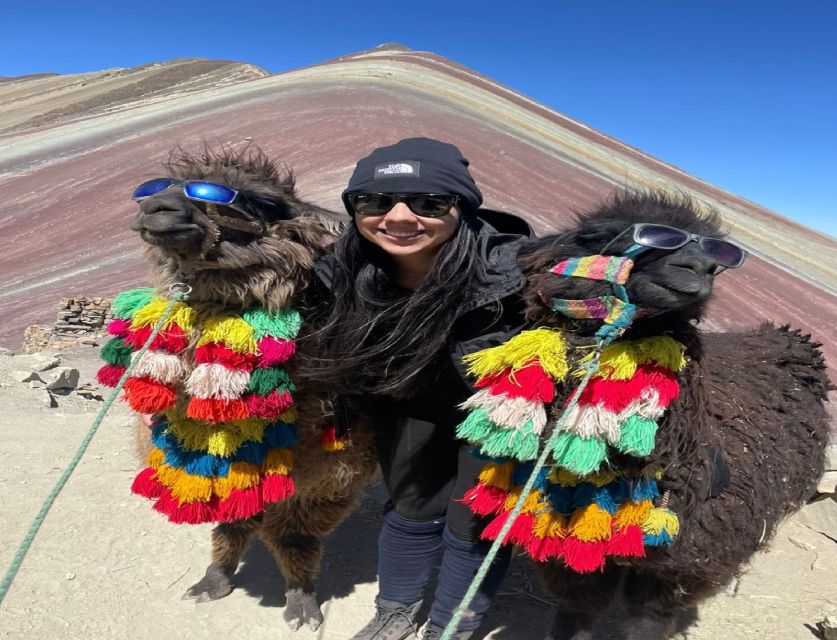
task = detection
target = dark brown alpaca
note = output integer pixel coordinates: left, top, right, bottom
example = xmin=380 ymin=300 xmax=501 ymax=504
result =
xmin=127 ymin=145 xmax=377 ymax=631
xmin=516 ymin=191 xmax=831 ymax=640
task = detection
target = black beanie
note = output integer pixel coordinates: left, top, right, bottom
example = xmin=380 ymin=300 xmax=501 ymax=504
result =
xmin=342 ymin=137 xmax=483 ymax=215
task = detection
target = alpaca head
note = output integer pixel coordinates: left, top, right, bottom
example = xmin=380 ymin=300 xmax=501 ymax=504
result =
xmin=520 ymin=190 xmax=746 ymax=328
xmin=129 ymin=144 xmax=343 ymax=310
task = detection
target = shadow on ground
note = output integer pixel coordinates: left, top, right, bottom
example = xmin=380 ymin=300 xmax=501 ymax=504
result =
xmin=233 ymin=482 xmax=556 ymax=638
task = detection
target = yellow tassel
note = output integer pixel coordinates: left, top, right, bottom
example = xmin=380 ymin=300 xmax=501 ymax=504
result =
xmin=167 ymin=418 xmax=267 ymax=456
xmin=642 ymin=507 xmax=681 ymax=536
xmin=521 ymin=491 xmax=546 ymax=514
xmin=147 ymin=447 xmax=166 ymax=468
xmin=279 ymin=407 xmax=298 ymax=423
xmin=581 ymin=336 xmax=686 ymax=380
xmin=197 ymin=315 xmax=257 ymax=353
xmin=568 ymin=503 xmax=613 ymax=541
xmin=322 ymin=440 xmax=347 ymax=452
xmin=214 ymin=463 xmax=261 ymax=498
xmin=263 ymin=448 xmax=294 ymax=475
xmin=168 ymin=472 xmax=214 ymax=504
xmin=463 ymin=328 xmax=569 ymax=380
xmin=479 ymin=462 xmax=515 ymax=491
xmin=614 ymin=500 xmax=653 ymax=528
xmin=534 ymin=511 xmax=568 ymax=538
xmin=130 ymin=297 xmax=196 ymax=332
xmin=503 ymin=488 xmax=522 ymax=511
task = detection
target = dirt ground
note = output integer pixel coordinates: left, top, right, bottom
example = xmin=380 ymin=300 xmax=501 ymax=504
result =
xmin=0 ymin=345 xmax=834 ymax=640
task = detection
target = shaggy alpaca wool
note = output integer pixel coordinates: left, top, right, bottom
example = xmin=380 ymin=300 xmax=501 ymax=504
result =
xmin=97 ymin=287 xmax=303 ymax=525
xmin=456 ymin=330 xmax=685 ymax=573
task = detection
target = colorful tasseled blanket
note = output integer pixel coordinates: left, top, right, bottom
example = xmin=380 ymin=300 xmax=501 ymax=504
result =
xmin=456 ymin=328 xmax=685 ymax=573
xmin=97 ymin=288 xmax=301 ymax=525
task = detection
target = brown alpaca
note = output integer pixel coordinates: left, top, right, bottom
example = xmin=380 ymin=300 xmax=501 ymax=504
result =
xmin=123 ymin=145 xmax=377 ymax=631
xmin=511 ymin=191 xmax=831 ymax=640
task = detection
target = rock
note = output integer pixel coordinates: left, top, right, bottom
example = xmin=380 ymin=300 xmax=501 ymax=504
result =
xmin=0 ymin=347 xmax=14 ymax=356
xmin=45 ymin=367 xmax=80 ymax=390
xmin=29 ymin=380 xmax=47 ymax=389
xmin=818 ymin=471 xmax=837 ymax=495
xmin=31 ymin=355 xmax=61 ymax=372
xmin=75 ymin=385 xmax=104 ymax=401
xmin=826 ymin=445 xmax=837 ymax=471
xmin=12 ymin=370 xmax=42 ymax=384
xmin=796 ymin=496 xmax=837 ymax=540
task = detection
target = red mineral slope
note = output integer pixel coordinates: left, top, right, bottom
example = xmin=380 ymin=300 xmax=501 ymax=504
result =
xmin=1 ymin=46 xmax=834 ymax=407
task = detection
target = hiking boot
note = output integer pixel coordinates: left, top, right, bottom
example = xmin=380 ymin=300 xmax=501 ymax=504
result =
xmin=350 ymin=597 xmax=423 ymax=640
xmin=421 ymin=622 xmax=474 ymax=640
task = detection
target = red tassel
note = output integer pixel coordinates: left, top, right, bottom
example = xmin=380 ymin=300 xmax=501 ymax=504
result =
xmin=580 ymin=365 xmax=680 ymax=413
xmin=123 ymin=326 xmax=152 ymax=350
xmin=194 ymin=342 xmax=257 ymax=370
xmin=152 ymin=489 xmax=218 ymax=524
xmin=245 ymin=390 xmax=293 ymax=419
xmin=106 ymin=318 xmax=132 ymax=337
xmin=562 ymin=537 xmax=606 ymax=573
xmin=124 ymin=324 xmax=188 ymax=353
xmin=261 ymin=473 xmax=296 ymax=503
xmin=508 ymin=512 xmax=537 ymax=546
xmin=123 ymin=377 xmax=177 ymax=413
xmin=257 ymin=336 xmax=296 ymax=367
xmin=463 ymin=483 xmax=510 ymax=516
xmin=640 ymin=366 xmax=680 ymax=407
xmin=526 ymin=535 xmax=565 ymax=562
xmin=480 ymin=512 xmax=512 ymax=544
xmin=218 ymin=486 xmax=264 ymax=522
xmin=186 ymin=397 xmax=250 ymax=424
xmin=152 ymin=325 xmax=189 ymax=352
xmin=606 ymin=525 xmax=646 ymax=558
xmin=485 ymin=362 xmax=556 ymax=402
xmin=131 ymin=467 xmax=164 ymax=499
xmin=96 ymin=364 xmax=126 ymax=387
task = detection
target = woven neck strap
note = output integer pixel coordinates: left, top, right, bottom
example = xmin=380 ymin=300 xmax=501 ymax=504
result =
xmin=546 ymin=255 xmax=638 ymax=343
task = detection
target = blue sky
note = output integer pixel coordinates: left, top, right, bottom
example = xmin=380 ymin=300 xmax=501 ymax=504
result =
xmin=3 ymin=1 xmax=835 ymax=237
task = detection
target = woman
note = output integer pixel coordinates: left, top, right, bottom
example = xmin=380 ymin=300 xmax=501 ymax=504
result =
xmin=304 ymin=137 xmax=533 ymax=640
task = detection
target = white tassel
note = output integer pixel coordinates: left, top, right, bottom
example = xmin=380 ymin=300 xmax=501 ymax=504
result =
xmin=131 ymin=350 xmax=184 ymax=384
xmin=186 ymin=363 xmax=251 ymax=399
xmin=566 ymin=404 xmax=621 ymax=443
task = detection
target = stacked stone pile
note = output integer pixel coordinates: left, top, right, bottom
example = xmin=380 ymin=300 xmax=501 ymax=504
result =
xmin=22 ymin=296 xmax=112 ymax=353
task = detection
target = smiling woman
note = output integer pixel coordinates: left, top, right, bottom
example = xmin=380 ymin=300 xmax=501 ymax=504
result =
xmin=300 ymin=137 xmax=534 ymax=639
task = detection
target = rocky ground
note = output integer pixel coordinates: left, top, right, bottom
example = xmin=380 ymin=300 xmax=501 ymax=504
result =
xmin=0 ymin=344 xmax=834 ymax=640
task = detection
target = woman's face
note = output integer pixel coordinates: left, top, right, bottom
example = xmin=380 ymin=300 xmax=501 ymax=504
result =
xmin=354 ymin=200 xmax=461 ymax=269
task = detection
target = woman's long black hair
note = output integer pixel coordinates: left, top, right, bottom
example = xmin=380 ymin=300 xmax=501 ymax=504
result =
xmin=300 ymin=213 xmax=486 ymax=397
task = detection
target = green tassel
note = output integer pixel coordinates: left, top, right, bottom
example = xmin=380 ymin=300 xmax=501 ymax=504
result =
xmin=242 ymin=307 xmax=302 ymax=339
xmin=552 ymin=431 xmax=607 ymax=475
xmin=247 ymin=366 xmax=294 ymax=395
xmin=100 ymin=337 xmax=134 ymax=366
xmin=111 ymin=288 xmax=155 ymax=319
xmin=481 ymin=422 xmax=540 ymax=461
xmin=615 ymin=415 xmax=658 ymax=457
xmin=456 ymin=408 xmax=497 ymax=442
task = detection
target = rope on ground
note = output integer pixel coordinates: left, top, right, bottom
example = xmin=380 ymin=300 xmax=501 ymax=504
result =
xmin=0 ymin=290 xmax=187 ymax=607
xmin=440 ymin=357 xmax=602 ymax=640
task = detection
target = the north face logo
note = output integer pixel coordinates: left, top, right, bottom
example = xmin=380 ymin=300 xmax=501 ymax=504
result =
xmin=375 ymin=161 xmax=420 ymax=178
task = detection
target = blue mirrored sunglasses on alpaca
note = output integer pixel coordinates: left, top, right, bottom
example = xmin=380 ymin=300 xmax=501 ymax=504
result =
xmin=132 ymin=178 xmax=240 ymax=205
xmin=603 ymin=223 xmax=747 ymax=271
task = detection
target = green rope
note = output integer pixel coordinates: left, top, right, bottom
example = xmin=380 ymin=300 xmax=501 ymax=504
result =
xmin=0 ymin=291 xmax=186 ymax=607
xmin=440 ymin=356 xmax=602 ymax=640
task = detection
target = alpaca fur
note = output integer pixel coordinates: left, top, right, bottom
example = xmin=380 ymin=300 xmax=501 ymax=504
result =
xmin=517 ymin=191 xmax=831 ymax=640
xmin=129 ymin=144 xmax=377 ymax=632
